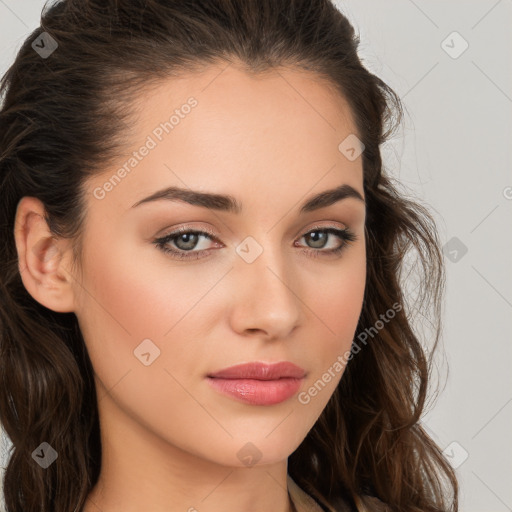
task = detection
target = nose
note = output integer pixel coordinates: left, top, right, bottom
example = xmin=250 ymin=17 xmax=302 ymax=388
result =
xmin=228 ymin=242 xmax=302 ymax=341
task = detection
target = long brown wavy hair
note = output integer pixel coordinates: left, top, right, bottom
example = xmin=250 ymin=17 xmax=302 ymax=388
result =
xmin=0 ymin=0 xmax=458 ymax=511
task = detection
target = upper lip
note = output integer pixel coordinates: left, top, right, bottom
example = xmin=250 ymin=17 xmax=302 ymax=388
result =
xmin=207 ymin=361 xmax=306 ymax=380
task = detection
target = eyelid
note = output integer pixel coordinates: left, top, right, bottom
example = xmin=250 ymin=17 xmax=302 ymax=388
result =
xmin=157 ymin=224 xmax=220 ymax=242
xmin=158 ymin=221 xmax=349 ymax=244
xmin=301 ymin=222 xmax=348 ymax=236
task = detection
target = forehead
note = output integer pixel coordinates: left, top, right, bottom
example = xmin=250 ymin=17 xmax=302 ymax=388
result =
xmin=135 ymin=62 xmax=359 ymax=145
xmin=86 ymin=63 xmax=363 ymax=215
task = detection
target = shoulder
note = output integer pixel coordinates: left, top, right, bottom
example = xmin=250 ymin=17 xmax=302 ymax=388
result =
xmin=355 ymin=494 xmax=394 ymax=512
xmin=288 ymin=475 xmax=352 ymax=511
xmin=287 ymin=475 xmax=393 ymax=512
xmin=330 ymin=493 xmax=393 ymax=512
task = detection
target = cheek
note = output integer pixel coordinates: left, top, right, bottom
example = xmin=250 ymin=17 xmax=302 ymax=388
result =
xmin=73 ymin=242 xmax=198 ymax=389
xmin=307 ymin=249 xmax=366 ymax=351
xmin=293 ymin=256 xmax=365 ymax=422
xmin=77 ymin=238 xmax=215 ymax=339
xmin=318 ymin=276 xmax=365 ymax=348
xmin=73 ymin=236 xmax=234 ymax=404
xmin=73 ymin=245 xmax=219 ymax=447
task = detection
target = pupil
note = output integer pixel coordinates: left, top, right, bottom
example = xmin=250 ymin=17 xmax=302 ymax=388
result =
xmin=177 ymin=233 xmax=197 ymax=250
xmin=308 ymin=231 xmax=326 ymax=248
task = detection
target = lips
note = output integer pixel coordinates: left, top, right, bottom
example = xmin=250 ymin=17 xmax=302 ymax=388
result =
xmin=207 ymin=361 xmax=306 ymax=380
xmin=206 ymin=361 xmax=306 ymax=405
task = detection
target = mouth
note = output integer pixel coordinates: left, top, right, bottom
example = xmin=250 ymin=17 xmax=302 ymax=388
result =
xmin=206 ymin=361 xmax=306 ymax=405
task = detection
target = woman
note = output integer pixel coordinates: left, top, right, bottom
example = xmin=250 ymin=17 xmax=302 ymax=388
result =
xmin=0 ymin=1 xmax=458 ymax=511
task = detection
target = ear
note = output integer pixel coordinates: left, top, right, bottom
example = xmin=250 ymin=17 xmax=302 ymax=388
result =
xmin=14 ymin=196 xmax=76 ymax=313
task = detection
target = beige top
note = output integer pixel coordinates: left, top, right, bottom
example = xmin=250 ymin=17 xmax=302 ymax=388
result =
xmin=287 ymin=475 xmax=342 ymax=512
xmin=287 ymin=475 xmax=391 ymax=512
xmin=288 ymin=475 xmax=323 ymax=511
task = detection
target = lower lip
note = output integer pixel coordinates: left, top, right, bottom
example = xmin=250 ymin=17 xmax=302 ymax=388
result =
xmin=206 ymin=377 xmax=303 ymax=405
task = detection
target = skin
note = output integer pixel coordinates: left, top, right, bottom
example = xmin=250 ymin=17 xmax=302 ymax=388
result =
xmin=14 ymin=63 xmax=366 ymax=512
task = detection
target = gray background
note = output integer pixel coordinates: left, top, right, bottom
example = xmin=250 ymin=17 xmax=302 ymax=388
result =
xmin=0 ymin=1 xmax=511 ymax=511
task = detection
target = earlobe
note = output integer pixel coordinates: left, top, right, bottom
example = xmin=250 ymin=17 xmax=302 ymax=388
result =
xmin=13 ymin=196 xmax=76 ymax=313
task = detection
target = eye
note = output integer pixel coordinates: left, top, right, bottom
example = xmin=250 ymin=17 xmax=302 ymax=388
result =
xmin=295 ymin=225 xmax=357 ymax=259
xmin=153 ymin=224 xmax=357 ymax=261
xmin=153 ymin=226 xmax=219 ymax=260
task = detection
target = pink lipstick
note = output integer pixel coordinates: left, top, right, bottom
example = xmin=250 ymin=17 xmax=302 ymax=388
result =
xmin=206 ymin=361 xmax=305 ymax=406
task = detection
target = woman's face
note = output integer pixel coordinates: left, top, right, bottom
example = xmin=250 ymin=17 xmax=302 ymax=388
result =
xmin=73 ymin=63 xmax=366 ymax=468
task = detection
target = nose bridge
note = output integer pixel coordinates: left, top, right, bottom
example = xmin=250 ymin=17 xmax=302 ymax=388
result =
xmin=236 ymin=229 xmax=291 ymax=288
xmin=231 ymin=232 xmax=301 ymax=336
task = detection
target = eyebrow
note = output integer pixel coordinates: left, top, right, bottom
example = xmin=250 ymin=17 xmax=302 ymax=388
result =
xmin=131 ymin=183 xmax=365 ymax=214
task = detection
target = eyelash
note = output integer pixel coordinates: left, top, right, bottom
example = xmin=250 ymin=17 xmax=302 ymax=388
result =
xmin=153 ymin=224 xmax=358 ymax=261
